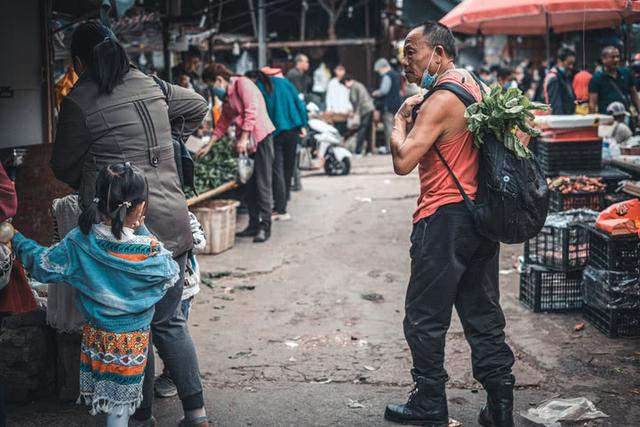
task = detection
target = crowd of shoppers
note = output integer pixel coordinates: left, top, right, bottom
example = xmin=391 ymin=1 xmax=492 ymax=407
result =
xmin=476 ymin=43 xmax=640 ymax=130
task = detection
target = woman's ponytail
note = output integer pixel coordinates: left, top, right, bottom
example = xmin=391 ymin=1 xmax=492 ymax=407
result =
xmin=78 ymin=199 xmax=99 ymax=235
xmin=91 ymin=37 xmax=130 ymax=94
xmin=71 ymin=21 xmax=130 ymax=94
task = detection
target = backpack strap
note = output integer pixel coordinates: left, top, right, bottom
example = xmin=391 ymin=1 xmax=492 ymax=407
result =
xmin=410 ymin=78 xmax=481 ymax=211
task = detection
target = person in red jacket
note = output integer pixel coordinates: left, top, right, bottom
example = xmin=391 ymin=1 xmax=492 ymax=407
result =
xmin=0 ymin=162 xmax=36 ymax=314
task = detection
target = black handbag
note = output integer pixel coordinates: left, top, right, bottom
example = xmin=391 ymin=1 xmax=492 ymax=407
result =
xmin=152 ymin=75 xmax=197 ymax=194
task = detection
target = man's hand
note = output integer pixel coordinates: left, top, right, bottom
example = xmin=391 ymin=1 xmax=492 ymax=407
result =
xmin=395 ymin=94 xmax=425 ymax=126
xmin=236 ymin=133 xmax=249 ymax=154
xmin=299 ymin=127 xmax=308 ymax=138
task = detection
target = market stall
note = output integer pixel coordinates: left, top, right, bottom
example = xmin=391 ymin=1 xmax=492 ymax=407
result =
xmin=518 ymin=113 xmax=640 ymax=338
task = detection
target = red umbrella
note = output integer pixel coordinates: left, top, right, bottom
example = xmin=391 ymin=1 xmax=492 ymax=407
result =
xmin=441 ymin=0 xmax=640 ymax=35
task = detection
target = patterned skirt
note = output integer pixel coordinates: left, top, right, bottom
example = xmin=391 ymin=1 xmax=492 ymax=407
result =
xmin=78 ymin=324 xmax=149 ymax=416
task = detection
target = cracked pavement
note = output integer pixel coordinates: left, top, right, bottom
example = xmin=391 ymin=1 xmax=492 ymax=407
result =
xmin=8 ymin=156 xmax=640 ymax=426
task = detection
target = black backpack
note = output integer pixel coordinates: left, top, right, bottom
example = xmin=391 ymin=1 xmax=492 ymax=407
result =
xmin=412 ymin=75 xmax=549 ymax=244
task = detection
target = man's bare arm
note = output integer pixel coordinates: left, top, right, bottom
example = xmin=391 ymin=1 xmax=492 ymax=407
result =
xmin=390 ymin=91 xmax=452 ymax=175
xmin=588 ymin=93 xmax=598 ymax=113
xmin=631 ymin=86 xmax=640 ymax=113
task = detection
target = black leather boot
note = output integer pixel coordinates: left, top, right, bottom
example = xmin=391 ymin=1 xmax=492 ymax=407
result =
xmin=384 ymin=376 xmax=449 ymax=426
xmin=478 ymin=374 xmax=515 ymax=427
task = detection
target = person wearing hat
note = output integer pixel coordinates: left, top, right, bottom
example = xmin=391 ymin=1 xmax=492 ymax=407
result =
xmin=606 ymin=101 xmax=633 ymax=144
xmin=372 ymin=58 xmax=403 ymax=153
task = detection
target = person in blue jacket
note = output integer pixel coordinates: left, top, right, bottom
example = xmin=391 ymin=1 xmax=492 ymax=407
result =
xmin=12 ymin=163 xmax=179 ymax=427
xmin=246 ymin=69 xmax=308 ymax=221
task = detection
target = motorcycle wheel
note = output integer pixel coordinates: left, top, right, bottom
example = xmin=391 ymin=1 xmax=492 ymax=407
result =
xmin=324 ymin=156 xmax=351 ymax=176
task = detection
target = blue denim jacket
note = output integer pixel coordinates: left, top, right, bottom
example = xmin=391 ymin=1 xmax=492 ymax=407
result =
xmin=13 ymin=225 xmax=179 ymax=332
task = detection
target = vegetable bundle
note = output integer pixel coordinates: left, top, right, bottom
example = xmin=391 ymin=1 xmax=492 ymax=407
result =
xmin=193 ymin=137 xmax=238 ymax=194
xmin=465 ymin=86 xmax=548 ymax=159
xmin=547 ymin=176 xmax=606 ymax=194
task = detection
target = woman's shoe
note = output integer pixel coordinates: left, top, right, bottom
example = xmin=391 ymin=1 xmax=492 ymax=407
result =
xmin=236 ymin=226 xmax=258 ymax=237
xmin=253 ymin=226 xmax=271 ymax=243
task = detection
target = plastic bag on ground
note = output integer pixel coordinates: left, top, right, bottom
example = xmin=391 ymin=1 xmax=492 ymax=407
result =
xmin=521 ymin=397 xmax=608 ymax=426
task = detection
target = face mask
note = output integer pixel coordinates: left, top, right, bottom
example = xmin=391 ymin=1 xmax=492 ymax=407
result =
xmin=212 ymin=86 xmax=227 ymax=100
xmin=421 ymin=49 xmax=442 ymax=89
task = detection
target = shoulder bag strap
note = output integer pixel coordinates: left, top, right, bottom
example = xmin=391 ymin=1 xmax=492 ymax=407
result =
xmin=605 ymin=72 xmax=631 ymax=108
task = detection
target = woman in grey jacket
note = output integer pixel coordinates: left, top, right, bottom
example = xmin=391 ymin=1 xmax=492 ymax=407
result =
xmin=51 ymin=22 xmax=209 ymax=427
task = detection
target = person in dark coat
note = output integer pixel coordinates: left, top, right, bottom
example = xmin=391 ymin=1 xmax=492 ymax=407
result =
xmin=544 ymin=47 xmax=577 ymax=115
xmin=373 ymin=58 xmax=403 ymax=153
xmin=50 ymin=21 xmax=209 ymax=427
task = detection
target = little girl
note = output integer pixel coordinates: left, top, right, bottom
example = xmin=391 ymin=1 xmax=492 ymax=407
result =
xmin=12 ymin=162 xmax=179 ymax=427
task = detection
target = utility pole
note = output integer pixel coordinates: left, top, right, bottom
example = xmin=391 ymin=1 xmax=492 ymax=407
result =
xmin=300 ymin=1 xmax=308 ymax=41
xmin=258 ymin=0 xmax=267 ymax=67
xmin=248 ymin=0 xmax=258 ymax=38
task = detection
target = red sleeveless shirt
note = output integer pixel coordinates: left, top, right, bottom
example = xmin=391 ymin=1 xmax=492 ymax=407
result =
xmin=413 ymin=70 xmax=483 ymax=223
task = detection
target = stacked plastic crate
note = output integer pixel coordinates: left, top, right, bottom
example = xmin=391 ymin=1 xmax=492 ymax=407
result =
xmin=520 ymin=210 xmax=598 ymax=312
xmin=532 ymin=115 xmax=629 ymax=212
xmin=581 ymin=226 xmax=640 ymax=338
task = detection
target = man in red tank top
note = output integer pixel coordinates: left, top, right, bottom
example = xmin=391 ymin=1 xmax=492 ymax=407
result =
xmin=385 ymin=22 xmax=515 ymax=427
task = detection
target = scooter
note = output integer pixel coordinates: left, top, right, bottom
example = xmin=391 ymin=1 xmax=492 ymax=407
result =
xmin=299 ymin=117 xmax=352 ymax=176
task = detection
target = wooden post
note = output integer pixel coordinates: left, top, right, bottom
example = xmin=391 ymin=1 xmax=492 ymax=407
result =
xmin=300 ymin=0 xmax=307 ymax=41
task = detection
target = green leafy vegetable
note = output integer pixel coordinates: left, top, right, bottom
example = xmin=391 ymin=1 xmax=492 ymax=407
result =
xmin=193 ymin=137 xmax=237 ymax=194
xmin=464 ymin=85 xmax=548 ymax=159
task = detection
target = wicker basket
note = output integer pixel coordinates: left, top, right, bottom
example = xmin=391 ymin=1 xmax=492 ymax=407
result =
xmin=191 ymin=199 xmax=240 ymax=255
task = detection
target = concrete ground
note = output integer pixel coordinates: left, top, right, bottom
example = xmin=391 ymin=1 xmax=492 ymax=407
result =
xmin=8 ymin=155 xmax=640 ymax=426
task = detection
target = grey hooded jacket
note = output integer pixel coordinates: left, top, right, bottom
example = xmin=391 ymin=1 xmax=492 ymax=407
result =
xmin=51 ymin=68 xmax=208 ymax=257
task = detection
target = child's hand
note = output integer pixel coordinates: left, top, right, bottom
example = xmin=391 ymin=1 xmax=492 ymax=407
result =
xmin=0 ymin=221 xmax=16 ymax=244
xmin=132 ymin=215 xmax=145 ymax=229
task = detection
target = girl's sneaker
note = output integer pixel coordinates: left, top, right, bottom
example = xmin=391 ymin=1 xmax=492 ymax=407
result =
xmin=154 ymin=373 xmax=177 ymax=398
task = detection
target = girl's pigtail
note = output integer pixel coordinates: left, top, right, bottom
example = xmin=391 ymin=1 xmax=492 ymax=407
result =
xmin=110 ymin=201 xmax=130 ymax=240
xmin=78 ymin=198 xmax=100 ymax=235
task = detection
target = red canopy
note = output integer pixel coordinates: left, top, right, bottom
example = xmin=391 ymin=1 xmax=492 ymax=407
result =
xmin=441 ymin=0 xmax=640 ymax=35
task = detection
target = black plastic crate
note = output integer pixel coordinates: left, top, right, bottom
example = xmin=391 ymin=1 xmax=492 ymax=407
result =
xmin=524 ymin=210 xmax=597 ymax=270
xmin=583 ymin=304 xmax=640 ymax=338
xmin=581 ymin=266 xmax=640 ymax=310
xmin=604 ymin=192 xmax=636 ymax=208
xmin=558 ymin=167 xmax=632 ymax=193
xmin=549 ymin=191 xmax=604 ymax=212
xmin=535 ymin=140 xmax=602 ymax=176
xmin=519 ymin=263 xmax=583 ymax=312
xmin=584 ymin=225 xmax=640 ymax=272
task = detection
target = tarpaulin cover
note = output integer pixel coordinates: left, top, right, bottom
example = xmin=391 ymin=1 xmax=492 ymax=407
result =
xmin=596 ymin=197 xmax=640 ymax=235
xmin=441 ymin=0 xmax=640 ymax=35
xmin=544 ymin=209 xmax=599 ymax=228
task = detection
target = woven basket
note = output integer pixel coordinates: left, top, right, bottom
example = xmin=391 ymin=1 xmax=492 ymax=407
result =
xmin=191 ymin=199 xmax=240 ymax=255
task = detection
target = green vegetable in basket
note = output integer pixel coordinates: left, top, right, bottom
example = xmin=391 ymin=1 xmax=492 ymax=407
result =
xmin=465 ymin=85 xmax=548 ymax=159
xmin=193 ymin=137 xmax=238 ymax=194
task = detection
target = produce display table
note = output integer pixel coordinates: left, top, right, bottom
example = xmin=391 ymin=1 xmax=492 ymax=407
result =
xmin=610 ymin=156 xmax=640 ymax=177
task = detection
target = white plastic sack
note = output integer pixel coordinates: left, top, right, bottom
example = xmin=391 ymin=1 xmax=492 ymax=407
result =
xmin=521 ymin=397 xmax=608 ymax=426
xmin=237 ymin=153 xmax=254 ymax=184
